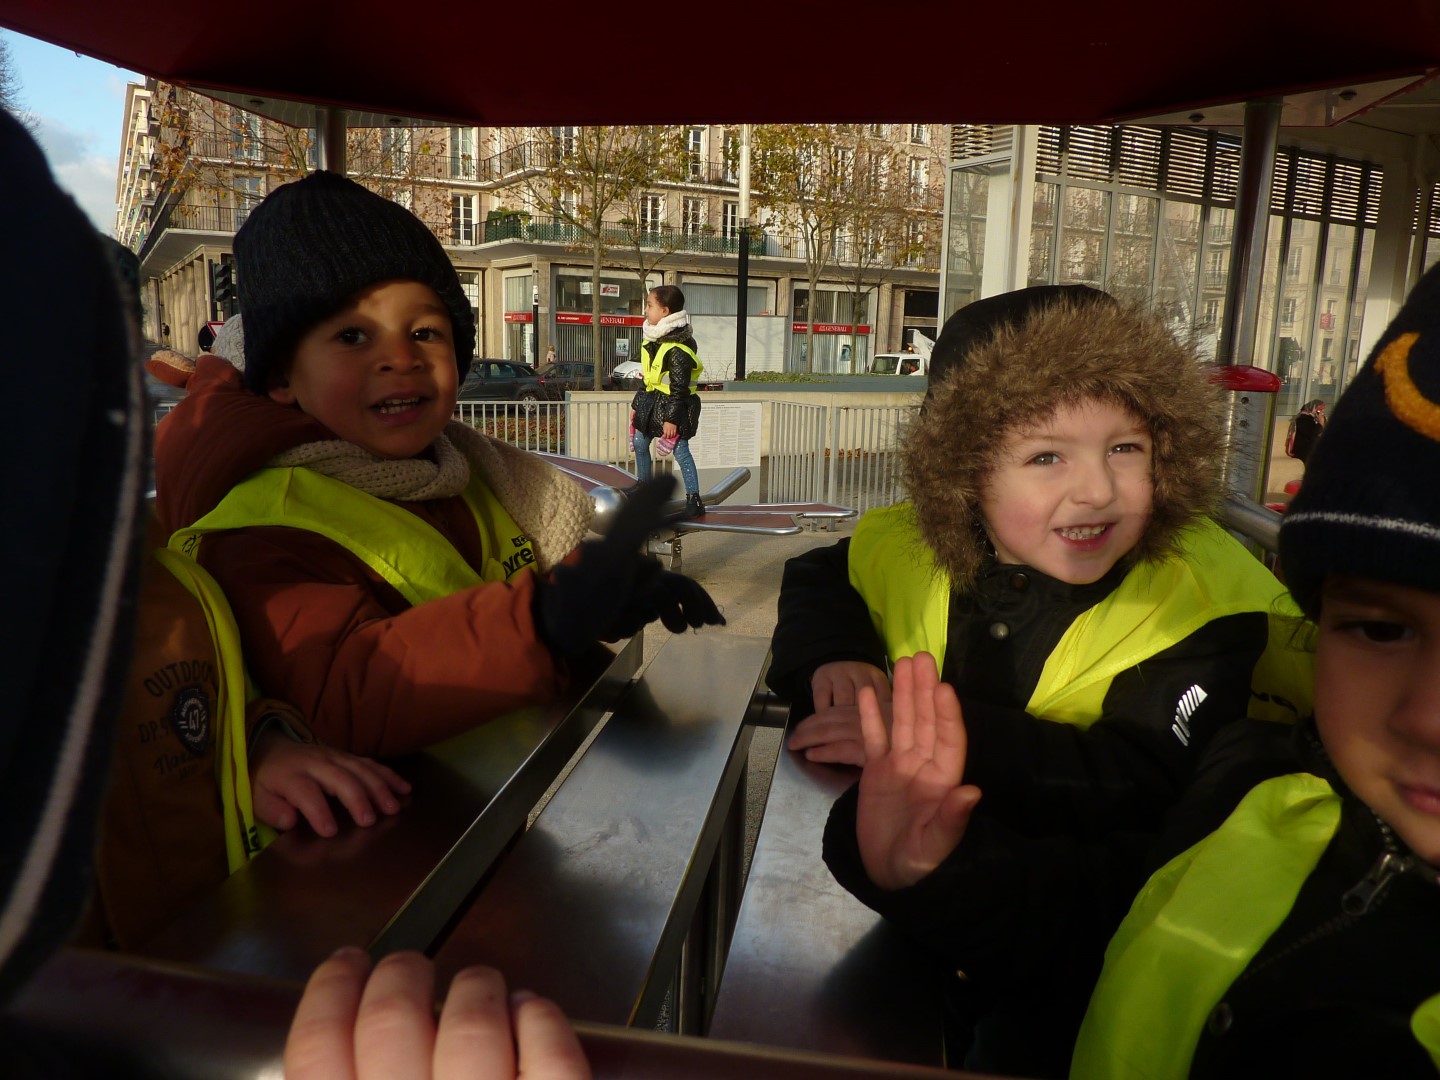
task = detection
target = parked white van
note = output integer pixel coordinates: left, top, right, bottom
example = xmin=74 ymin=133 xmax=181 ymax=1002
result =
xmin=868 ymin=352 xmax=928 ymax=376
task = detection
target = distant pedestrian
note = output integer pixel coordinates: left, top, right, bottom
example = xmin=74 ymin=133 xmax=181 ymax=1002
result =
xmin=545 ymin=344 xmax=556 ymax=366
xmin=630 ymin=285 xmax=705 ymax=518
xmin=1285 ymin=398 xmax=1327 ymax=464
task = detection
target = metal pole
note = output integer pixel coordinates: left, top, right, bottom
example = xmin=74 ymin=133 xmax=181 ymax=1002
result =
xmin=736 ymin=229 xmax=749 ymax=381
xmin=1215 ymin=99 xmax=1281 ymax=366
xmin=531 ymin=284 xmax=541 ymax=367
xmin=317 ymin=107 xmax=347 ymax=175
xmin=735 ymin=124 xmax=752 ymax=381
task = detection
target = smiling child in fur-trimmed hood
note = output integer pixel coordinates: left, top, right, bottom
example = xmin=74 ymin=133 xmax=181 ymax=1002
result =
xmin=767 ymin=287 xmax=1314 ymax=1074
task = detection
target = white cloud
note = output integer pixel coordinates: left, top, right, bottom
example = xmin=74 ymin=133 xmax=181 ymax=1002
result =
xmin=29 ymin=112 xmax=117 ymax=237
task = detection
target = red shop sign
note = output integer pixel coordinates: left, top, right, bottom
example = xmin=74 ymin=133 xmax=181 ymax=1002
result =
xmin=791 ymin=323 xmax=872 ymax=335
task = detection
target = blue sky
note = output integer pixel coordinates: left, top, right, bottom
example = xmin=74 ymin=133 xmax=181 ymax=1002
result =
xmin=3 ymin=29 xmax=139 ymax=236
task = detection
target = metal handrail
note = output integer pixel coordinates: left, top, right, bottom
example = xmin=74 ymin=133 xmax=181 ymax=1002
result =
xmin=1219 ymin=492 xmax=1281 ymax=554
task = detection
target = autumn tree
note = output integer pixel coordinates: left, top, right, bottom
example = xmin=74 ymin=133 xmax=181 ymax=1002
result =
xmin=494 ymin=125 xmax=689 ymax=388
xmin=833 ymin=132 xmax=946 ymax=366
xmin=753 ymin=124 xmax=943 ymax=371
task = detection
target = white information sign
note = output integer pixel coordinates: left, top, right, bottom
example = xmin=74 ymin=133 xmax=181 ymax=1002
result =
xmin=688 ymin=401 xmax=762 ymax=469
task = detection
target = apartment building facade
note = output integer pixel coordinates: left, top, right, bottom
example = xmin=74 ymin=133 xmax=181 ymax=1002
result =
xmin=117 ymin=81 xmax=947 ymax=377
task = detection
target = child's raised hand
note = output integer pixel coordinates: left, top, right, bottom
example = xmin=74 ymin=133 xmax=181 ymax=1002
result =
xmin=855 ymin=652 xmax=982 ymax=891
xmin=787 ymin=661 xmax=893 ymax=766
xmin=250 ymin=731 xmax=411 ymax=837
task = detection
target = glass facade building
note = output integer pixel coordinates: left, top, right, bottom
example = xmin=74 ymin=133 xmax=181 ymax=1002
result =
xmin=945 ymin=124 xmax=1383 ymax=420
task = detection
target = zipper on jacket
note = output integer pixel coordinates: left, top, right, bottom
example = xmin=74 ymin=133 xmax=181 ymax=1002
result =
xmin=1340 ymin=850 xmax=1402 ymax=915
xmin=1229 ymin=809 xmax=1398 ymax=991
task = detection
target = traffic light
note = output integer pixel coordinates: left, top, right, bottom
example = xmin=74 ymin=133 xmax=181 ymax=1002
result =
xmin=210 ymin=259 xmax=237 ymax=317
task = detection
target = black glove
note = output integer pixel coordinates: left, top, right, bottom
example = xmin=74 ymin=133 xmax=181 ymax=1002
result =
xmin=534 ymin=477 xmax=725 ymax=657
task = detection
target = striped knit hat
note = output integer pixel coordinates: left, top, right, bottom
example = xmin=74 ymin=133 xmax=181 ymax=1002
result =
xmin=1280 ymin=260 xmax=1440 ymax=616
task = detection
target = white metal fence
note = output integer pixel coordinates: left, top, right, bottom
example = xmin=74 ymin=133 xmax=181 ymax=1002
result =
xmin=156 ymin=395 xmax=917 ymax=510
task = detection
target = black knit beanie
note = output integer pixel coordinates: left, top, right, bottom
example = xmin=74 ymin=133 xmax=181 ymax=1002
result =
xmin=1280 ymin=259 xmax=1440 ymax=616
xmin=234 ymin=170 xmax=475 ymax=393
xmin=926 ymin=284 xmax=1114 ymax=390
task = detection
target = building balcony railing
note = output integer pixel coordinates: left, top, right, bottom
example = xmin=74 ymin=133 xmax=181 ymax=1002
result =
xmin=481 ymin=214 xmax=766 ymax=255
xmin=478 ymin=213 xmax=940 ymax=271
xmin=159 ymin=203 xmax=252 ymax=234
xmin=473 ymin=140 xmax=739 ymax=189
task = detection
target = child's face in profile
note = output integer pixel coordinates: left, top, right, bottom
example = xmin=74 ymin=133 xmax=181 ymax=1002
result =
xmin=271 ymin=280 xmax=459 ymax=459
xmin=644 ymin=292 xmax=669 ymax=326
xmin=1315 ymin=577 xmax=1440 ymax=866
xmin=978 ymin=397 xmax=1153 ymax=584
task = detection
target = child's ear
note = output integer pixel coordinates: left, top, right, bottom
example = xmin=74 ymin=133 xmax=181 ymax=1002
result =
xmin=268 ymin=382 xmax=297 ymax=406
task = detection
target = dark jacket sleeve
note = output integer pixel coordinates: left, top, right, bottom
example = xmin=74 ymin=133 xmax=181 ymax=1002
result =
xmin=820 ymin=718 xmax=1296 ymax=1071
xmin=957 ymin=610 xmax=1270 ymax=837
xmin=766 ymin=538 xmax=888 ymax=710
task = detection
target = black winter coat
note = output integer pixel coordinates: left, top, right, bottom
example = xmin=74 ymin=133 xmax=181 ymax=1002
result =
xmin=825 ymin=719 xmax=1440 ymax=1078
xmin=769 ymin=537 xmax=1270 ymax=836
xmin=630 ymin=329 xmax=702 ymax=440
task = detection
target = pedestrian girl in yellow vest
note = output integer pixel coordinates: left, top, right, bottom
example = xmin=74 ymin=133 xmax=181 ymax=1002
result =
xmin=772 ymin=286 xmax=1311 ymax=1075
xmin=154 ymin=172 xmax=721 ymax=759
xmin=629 ymin=285 xmax=705 ymax=518
xmin=830 ymin=264 xmax=1440 ymax=1078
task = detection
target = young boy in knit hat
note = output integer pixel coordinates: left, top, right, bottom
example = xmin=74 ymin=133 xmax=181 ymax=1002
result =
xmin=154 ymin=171 xmax=721 ymax=757
xmin=832 ymin=261 xmax=1440 ymax=1078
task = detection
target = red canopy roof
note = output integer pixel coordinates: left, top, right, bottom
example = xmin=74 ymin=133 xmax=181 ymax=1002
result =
xmin=4 ymin=1 xmax=1440 ymax=125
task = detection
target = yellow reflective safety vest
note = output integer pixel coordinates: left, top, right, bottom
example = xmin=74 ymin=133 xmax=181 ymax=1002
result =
xmin=847 ymin=504 xmax=1313 ymax=727
xmin=171 ymin=465 xmax=538 ymax=603
xmin=641 ymin=340 xmax=702 ymax=395
xmin=167 ymin=468 xmax=538 ymax=868
xmin=150 ymin=546 xmax=275 ymax=872
xmin=1070 ymin=772 xmax=1440 ymax=1077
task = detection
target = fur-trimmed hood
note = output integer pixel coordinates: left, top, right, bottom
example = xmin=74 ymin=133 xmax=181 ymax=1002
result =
xmin=903 ymin=299 xmax=1224 ymax=588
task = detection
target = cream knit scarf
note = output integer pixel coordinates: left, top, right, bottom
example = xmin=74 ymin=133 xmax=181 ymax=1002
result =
xmin=269 ymin=420 xmax=593 ymax=572
xmin=642 ymin=309 xmax=691 ymax=341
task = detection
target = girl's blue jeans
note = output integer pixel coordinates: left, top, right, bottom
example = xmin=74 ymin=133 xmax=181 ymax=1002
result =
xmin=633 ymin=431 xmax=699 ymax=495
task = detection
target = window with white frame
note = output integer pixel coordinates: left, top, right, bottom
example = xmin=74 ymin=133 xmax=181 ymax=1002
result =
xmin=450 ymin=127 xmax=475 ymax=179
xmin=722 ymin=201 xmax=738 ymax=241
xmin=230 ymin=112 xmax=262 ymax=162
xmin=909 ymin=156 xmax=928 ymax=198
xmin=910 ymin=124 xmax=927 ymax=144
xmin=553 ymin=126 xmax=577 ymax=158
xmin=457 ymin=270 xmax=480 ymax=331
xmin=381 ymin=127 xmax=412 ymax=171
xmin=1203 ymin=298 xmax=1220 ymax=325
xmin=683 ymin=197 xmax=704 ymax=236
xmin=723 ymin=130 xmax=738 ymax=182
xmin=687 ymin=127 xmax=704 ymax=179
xmin=557 ymin=189 xmax=578 ymax=221
xmin=904 ymin=220 xmax=924 ymax=265
xmin=868 ymin=156 xmax=888 ymax=193
xmin=234 ymin=175 xmax=264 ymax=228
xmin=1285 ymin=247 xmax=1304 ymax=281
xmin=451 ymin=193 xmax=475 ymax=244
xmin=640 ymin=193 xmax=665 ymax=236
xmin=1281 ymin=297 xmax=1297 ymax=324
xmin=869 ymin=123 xmax=885 ymax=138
